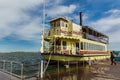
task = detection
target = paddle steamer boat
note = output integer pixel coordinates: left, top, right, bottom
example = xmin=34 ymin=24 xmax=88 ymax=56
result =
xmin=41 ymin=13 xmax=109 ymax=62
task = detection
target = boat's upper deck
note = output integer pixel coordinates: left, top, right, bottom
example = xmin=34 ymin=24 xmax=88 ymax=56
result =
xmin=44 ymin=17 xmax=109 ymax=44
xmin=82 ymin=26 xmax=109 ymax=44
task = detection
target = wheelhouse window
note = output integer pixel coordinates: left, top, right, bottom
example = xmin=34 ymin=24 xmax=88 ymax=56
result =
xmin=62 ymin=41 xmax=67 ymax=50
xmin=61 ymin=21 xmax=64 ymax=27
xmin=53 ymin=22 xmax=55 ymax=27
xmin=57 ymin=21 xmax=60 ymax=27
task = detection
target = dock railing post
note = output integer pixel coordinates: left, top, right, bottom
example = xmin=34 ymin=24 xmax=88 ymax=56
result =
xmin=37 ymin=62 xmax=40 ymax=80
xmin=41 ymin=60 xmax=44 ymax=79
xmin=21 ymin=64 xmax=24 ymax=80
xmin=3 ymin=60 xmax=5 ymax=71
xmin=10 ymin=61 xmax=13 ymax=80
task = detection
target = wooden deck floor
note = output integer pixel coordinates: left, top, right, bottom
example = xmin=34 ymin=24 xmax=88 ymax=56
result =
xmin=90 ymin=60 xmax=120 ymax=80
xmin=0 ymin=71 xmax=20 ymax=80
xmin=0 ymin=71 xmax=36 ymax=80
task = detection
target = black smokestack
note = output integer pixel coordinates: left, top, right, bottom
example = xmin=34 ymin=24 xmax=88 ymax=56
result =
xmin=80 ymin=12 xmax=82 ymax=26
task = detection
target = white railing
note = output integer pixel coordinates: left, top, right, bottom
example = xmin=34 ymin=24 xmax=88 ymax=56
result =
xmin=44 ymin=29 xmax=50 ymax=37
xmin=0 ymin=60 xmax=45 ymax=80
xmin=44 ymin=45 xmax=80 ymax=54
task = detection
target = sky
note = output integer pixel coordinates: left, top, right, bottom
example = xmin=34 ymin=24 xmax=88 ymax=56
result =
xmin=0 ymin=0 xmax=120 ymax=52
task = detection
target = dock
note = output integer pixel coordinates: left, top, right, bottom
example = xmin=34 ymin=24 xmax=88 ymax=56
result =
xmin=0 ymin=71 xmax=20 ymax=80
xmin=90 ymin=60 xmax=120 ymax=80
xmin=0 ymin=71 xmax=36 ymax=80
xmin=0 ymin=60 xmax=120 ymax=80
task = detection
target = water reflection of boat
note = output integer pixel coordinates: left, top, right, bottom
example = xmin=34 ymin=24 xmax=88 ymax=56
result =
xmin=44 ymin=65 xmax=90 ymax=80
xmin=41 ymin=12 xmax=109 ymax=63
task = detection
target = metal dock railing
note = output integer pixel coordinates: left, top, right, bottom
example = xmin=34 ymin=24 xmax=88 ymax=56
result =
xmin=0 ymin=60 xmax=45 ymax=80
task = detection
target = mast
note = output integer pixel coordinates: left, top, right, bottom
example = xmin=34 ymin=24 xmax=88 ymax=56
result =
xmin=40 ymin=0 xmax=46 ymax=53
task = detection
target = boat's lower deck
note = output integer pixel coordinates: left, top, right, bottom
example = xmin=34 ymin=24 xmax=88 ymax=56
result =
xmin=42 ymin=53 xmax=110 ymax=62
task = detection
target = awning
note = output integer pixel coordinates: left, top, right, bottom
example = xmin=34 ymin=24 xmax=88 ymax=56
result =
xmin=54 ymin=35 xmax=80 ymax=40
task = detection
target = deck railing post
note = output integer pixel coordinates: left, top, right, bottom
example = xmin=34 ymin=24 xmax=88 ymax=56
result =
xmin=76 ymin=60 xmax=78 ymax=80
xmin=57 ymin=60 xmax=59 ymax=80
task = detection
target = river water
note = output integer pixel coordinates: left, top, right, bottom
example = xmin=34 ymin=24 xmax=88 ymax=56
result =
xmin=0 ymin=52 xmax=92 ymax=80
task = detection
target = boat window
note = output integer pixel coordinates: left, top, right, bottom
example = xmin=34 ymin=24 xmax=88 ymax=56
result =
xmin=92 ymin=44 xmax=94 ymax=50
xmin=76 ymin=43 xmax=79 ymax=54
xmin=103 ymin=46 xmax=105 ymax=51
xmin=82 ymin=28 xmax=86 ymax=33
xmin=86 ymin=42 xmax=88 ymax=50
xmin=80 ymin=41 xmax=106 ymax=51
xmin=57 ymin=21 xmax=60 ymax=27
xmin=89 ymin=43 xmax=91 ymax=50
xmin=84 ymin=42 xmax=86 ymax=50
xmin=76 ymin=43 xmax=79 ymax=48
xmin=83 ymin=42 xmax=85 ymax=50
xmin=76 ymin=43 xmax=79 ymax=50
xmin=86 ymin=43 xmax=88 ymax=50
xmin=66 ymin=24 xmax=67 ymax=27
xmin=63 ymin=41 xmax=67 ymax=50
xmin=94 ymin=44 xmax=96 ymax=50
xmin=88 ymin=43 xmax=89 ymax=50
xmin=60 ymin=20 xmax=61 ymax=27
xmin=89 ymin=29 xmax=92 ymax=35
xmin=50 ymin=23 xmax=53 ymax=27
xmin=81 ymin=42 xmax=83 ymax=50
xmin=54 ymin=22 xmax=56 ymax=27
xmin=61 ymin=21 xmax=64 ymax=27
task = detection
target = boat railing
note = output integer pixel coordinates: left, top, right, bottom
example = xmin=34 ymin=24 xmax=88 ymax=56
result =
xmin=44 ymin=29 xmax=50 ymax=37
xmin=0 ymin=60 xmax=45 ymax=79
xmin=44 ymin=45 xmax=80 ymax=54
xmin=44 ymin=28 xmax=82 ymax=37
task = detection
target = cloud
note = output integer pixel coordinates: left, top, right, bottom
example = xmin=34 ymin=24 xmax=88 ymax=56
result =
xmin=90 ymin=9 xmax=120 ymax=43
xmin=0 ymin=0 xmax=77 ymax=43
xmin=47 ymin=4 xmax=77 ymax=17
xmin=0 ymin=0 xmax=43 ymax=9
xmin=0 ymin=0 xmax=43 ymax=40
xmin=14 ymin=18 xmax=43 ymax=41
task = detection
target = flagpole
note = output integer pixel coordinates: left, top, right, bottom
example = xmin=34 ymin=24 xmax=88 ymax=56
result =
xmin=43 ymin=0 xmax=45 ymax=36
xmin=41 ymin=0 xmax=46 ymax=53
